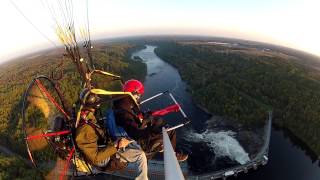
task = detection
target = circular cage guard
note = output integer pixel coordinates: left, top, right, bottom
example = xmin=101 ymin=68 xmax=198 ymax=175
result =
xmin=22 ymin=76 xmax=75 ymax=180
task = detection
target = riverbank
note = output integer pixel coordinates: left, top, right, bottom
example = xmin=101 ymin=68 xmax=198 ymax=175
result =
xmin=143 ymin=40 xmax=320 ymax=179
xmin=153 ymin=41 xmax=320 ymax=157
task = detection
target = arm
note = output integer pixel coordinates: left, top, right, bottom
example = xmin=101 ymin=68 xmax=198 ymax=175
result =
xmin=115 ymin=111 xmax=150 ymax=140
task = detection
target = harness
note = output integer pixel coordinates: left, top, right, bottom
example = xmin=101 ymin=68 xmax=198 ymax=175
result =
xmin=77 ymin=110 xmax=128 ymax=171
xmin=78 ymin=111 xmax=106 ymax=145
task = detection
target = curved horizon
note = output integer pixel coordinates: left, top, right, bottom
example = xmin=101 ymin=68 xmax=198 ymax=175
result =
xmin=3 ymin=34 xmax=319 ymax=62
xmin=0 ymin=0 xmax=319 ymax=62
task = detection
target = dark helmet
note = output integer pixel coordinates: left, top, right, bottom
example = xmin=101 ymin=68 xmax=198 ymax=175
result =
xmin=79 ymin=88 xmax=101 ymax=108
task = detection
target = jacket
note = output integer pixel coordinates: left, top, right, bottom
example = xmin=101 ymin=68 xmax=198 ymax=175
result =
xmin=75 ymin=111 xmax=117 ymax=167
xmin=113 ymin=96 xmax=151 ymax=140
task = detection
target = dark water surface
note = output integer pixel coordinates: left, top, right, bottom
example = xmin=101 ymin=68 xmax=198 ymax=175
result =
xmin=132 ymin=45 xmax=320 ymax=179
xmin=234 ymin=129 xmax=320 ymax=180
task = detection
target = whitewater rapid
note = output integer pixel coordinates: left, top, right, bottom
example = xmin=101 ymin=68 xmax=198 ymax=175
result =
xmin=184 ymin=128 xmax=250 ymax=165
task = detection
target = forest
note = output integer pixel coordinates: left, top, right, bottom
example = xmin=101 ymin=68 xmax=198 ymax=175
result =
xmin=154 ymin=42 xmax=320 ymax=156
xmin=0 ymin=42 xmax=146 ymax=179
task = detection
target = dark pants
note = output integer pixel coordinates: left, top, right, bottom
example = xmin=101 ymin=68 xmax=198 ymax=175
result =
xmin=138 ymin=130 xmax=177 ymax=153
xmin=138 ymin=118 xmax=177 ymax=154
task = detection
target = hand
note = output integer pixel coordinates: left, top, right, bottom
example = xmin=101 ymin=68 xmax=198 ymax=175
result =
xmin=152 ymin=117 xmax=165 ymax=127
xmin=117 ymin=138 xmax=131 ymax=149
xmin=141 ymin=117 xmax=152 ymax=128
xmin=144 ymin=113 xmax=155 ymax=124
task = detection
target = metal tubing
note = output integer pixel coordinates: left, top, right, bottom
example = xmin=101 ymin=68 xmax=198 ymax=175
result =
xmin=162 ymin=127 xmax=185 ymax=180
xmin=166 ymin=124 xmax=185 ymax=132
xmin=169 ymin=93 xmax=187 ymax=118
xmin=140 ymin=91 xmax=167 ymax=104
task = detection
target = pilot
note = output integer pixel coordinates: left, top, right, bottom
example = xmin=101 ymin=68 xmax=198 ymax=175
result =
xmin=75 ymin=88 xmax=148 ymax=180
xmin=113 ymin=79 xmax=188 ymax=161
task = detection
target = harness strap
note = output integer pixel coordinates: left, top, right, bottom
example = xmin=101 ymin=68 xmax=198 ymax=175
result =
xmin=79 ymin=120 xmax=106 ymax=143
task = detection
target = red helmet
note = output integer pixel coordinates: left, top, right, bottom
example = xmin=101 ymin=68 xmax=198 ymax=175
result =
xmin=123 ymin=79 xmax=144 ymax=95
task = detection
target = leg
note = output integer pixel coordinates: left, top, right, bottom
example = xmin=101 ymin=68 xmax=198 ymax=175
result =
xmin=166 ymin=130 xmax=188 ymax=161
xmin=137 ymin=127 xmax=187 ymax=161
xmin=148 ymin=129 xmax=176 ymax=151
xmin=167 ymin=130 xmax=177 ymax=150
xmin=138 ymin=127 xmax=177 ymax=153
xmin=117 ymin=148 xmax=148 ymax=180
xmin=147 ymin=117 xmax=177 ymax=151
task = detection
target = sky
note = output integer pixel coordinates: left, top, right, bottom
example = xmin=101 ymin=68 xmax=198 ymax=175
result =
xmin=0 ymin=0 xmax=319 ymax=62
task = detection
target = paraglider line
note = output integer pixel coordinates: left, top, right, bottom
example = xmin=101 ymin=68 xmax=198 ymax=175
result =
xmin=10 ymin=0 xmax=58 ymax=48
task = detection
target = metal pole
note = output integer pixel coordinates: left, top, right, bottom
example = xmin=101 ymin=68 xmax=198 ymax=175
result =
xmin=162 ymin=127 xmax=185 ymax=180
xmin=166 ymin=124 xmax=185 ymax=132
xmin=169 ymin=93 xmax=187 ymax=118
xmin=140 ymin=91 xmax=168 ymax=104
xmin=166 ymin=120 xmax=191 ymax=132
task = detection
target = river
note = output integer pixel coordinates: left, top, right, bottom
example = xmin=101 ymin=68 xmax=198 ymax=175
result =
xmin=132 ymin=45 xmax=320 ymax=180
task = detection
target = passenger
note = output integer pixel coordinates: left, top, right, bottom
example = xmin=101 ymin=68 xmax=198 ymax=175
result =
xmin=113 ymin=79 xmax=188 ymax=161
xmin=75 ymin=89 xmax=148 ymax=180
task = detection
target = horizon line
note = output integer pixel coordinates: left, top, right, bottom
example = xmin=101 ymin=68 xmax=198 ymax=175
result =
xmin=1 ymin=34 xmax=320 ymax=65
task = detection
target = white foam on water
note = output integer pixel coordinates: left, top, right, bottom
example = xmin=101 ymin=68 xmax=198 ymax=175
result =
xmin=185 ymin=129 xmax=250 ymax=165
